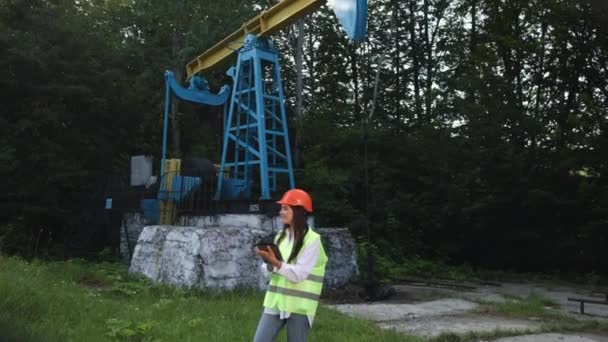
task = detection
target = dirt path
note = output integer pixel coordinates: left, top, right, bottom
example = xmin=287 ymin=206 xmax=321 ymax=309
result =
xmin=486 ymin=333 xmax=608 ymax=342
xmin=325 ymin=281 xmax=608 ymax=341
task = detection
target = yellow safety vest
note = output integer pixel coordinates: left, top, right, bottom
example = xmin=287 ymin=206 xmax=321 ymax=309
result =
xmin=263 ymin=228 xmax=328 ymax=318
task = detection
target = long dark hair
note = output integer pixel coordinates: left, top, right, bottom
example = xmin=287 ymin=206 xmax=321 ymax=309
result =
xmin=276 ymin=206 xmax=309 ymax=264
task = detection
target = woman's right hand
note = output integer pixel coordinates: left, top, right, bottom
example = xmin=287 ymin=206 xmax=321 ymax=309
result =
xmin=257 ymin=246 xmax=281 ymax=270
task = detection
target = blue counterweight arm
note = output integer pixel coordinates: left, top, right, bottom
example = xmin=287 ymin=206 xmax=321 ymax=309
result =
xmin=164 ymin=71 xmax=231 ymax=105
xmin=161 ymin=71 xmax=231 ymax=176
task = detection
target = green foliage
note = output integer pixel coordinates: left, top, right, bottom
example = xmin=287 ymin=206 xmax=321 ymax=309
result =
xmin=0 ymin=256 xmax=412 ymax=341
xmin=388 ymin=259 xmax=478 ymax=283
xmin=294 ymin=0 xmax=608 ymax=275
xmin=0 ymin=221 xmax=30 ymax=256
xmin=0 ymin=0 xmax=607 ymax=275
xmin=356 ymin=247 xmax=481 ymax=282
xmin=105 ymin=318 xmax=159 ymax=340
xmin=356 ymin=241 xmax=393 ymax=281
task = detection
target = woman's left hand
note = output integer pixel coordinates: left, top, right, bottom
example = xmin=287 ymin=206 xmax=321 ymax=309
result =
xmin=256 ymin=246 xmax=281 ymax=270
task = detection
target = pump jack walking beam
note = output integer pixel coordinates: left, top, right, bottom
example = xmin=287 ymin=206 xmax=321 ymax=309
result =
xmin=186 ymin=0 xmax=325 ymax=78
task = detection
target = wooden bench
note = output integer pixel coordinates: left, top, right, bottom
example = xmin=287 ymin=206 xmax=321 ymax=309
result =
xmin=567 ymin=297 xmax=608 ymax=314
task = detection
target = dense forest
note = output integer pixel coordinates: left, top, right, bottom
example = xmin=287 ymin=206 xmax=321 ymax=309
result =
xmin=1 ymin=0 xmax=607 ymax=274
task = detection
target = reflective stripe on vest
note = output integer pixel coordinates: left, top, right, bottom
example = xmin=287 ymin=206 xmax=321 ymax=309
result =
xmin=267 ymin=285 xmax=320 ymax=301
xmin=306 ymin=274 xmax=324 ymax=283
xmin=262 ymin=228 xmax=328 ymax=318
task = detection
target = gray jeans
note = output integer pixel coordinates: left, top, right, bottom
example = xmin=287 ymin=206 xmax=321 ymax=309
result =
xmin=253 ymin=313 xmax=310 ymax=342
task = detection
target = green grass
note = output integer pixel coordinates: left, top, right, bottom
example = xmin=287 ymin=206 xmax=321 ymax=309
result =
xmin=0 ymin=256 xmax=416 ymax=342
xmin=474 ymin=292 xmax=565 ymax=321
xmin=5 ymin=256 xmax=608 ymax=342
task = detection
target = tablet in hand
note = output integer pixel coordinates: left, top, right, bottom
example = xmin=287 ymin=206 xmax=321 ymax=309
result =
xmin=256 ymin=243 xmax=283 ymax=262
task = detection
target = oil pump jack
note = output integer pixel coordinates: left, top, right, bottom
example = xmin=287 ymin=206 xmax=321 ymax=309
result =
xmin=149 ymin=0 xmax=368 ymax=223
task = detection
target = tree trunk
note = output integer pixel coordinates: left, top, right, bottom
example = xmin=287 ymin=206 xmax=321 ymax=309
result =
xmin=409 ymin=0 xmax=422 ymax=120
xmin=531 ymin=19 xmax=547 ymax=154
xmin=170 ymin=1 xmax=183 ymax=158
xmin=393 ymin=0 xmax=402 ymax=131
xmin=306 ymin=18 xmax=315 ymax=105
xmin=351 ymin=45 xmax=360 ymax=123
xmin=294 ymin=19 xmax=305 ymax=168
xmin=424 ymin=0 xmax=432 ymax=119
xmin=468 ymin=0 xmax=477 ymax=102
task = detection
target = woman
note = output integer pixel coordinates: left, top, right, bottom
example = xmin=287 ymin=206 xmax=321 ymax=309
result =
xmin=254 ymin=189 xmax=328 ymax=342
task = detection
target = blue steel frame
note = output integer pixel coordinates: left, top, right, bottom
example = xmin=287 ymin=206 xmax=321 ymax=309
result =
xmin=216 ymin=35 xmax=295 ymax=200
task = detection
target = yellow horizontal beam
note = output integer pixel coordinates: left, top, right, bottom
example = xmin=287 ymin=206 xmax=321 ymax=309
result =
xmin=186 ymin=0 xmax=325 ymax=78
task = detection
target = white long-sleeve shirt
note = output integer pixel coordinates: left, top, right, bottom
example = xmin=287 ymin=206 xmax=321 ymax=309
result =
xmin=260 ymin=228 xmax=320 ymax=327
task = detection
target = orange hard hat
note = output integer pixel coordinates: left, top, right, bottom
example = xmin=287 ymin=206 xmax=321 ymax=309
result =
xmin=277 ymin=188 xmax=313 ymax=213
